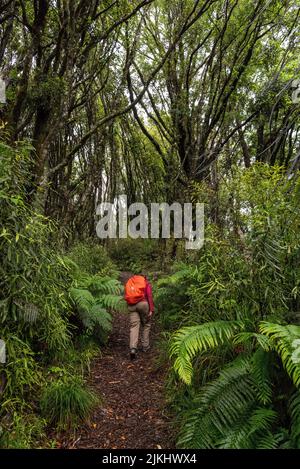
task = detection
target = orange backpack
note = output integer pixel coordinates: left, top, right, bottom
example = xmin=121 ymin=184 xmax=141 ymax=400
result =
xmin=124 ymin=275 xmax=146 ymax=305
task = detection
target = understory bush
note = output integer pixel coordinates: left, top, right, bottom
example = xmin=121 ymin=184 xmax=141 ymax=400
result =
xmin=69 ymin=272 xmax=125 ymax=343
xmin=0 ymin=141 xmax=118 ymax=447
xmin=108 ymin=238 xmax=162 ymax=272
xmin=171 ymin=320 xmax=300 ymax=448
xmin=158 ymin=164 xmax=300 ymax=448
xmin=67 ymin=241 xmax=118 ymax=277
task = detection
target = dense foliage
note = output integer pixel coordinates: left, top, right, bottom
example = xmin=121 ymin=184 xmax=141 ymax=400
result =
xmin=154 ymin=164 xmax=300 ymax=448
xmin=0 ymin=142 xmax=122 ymax=447
xmin=1 ymin=0 xmax=300 ymax=450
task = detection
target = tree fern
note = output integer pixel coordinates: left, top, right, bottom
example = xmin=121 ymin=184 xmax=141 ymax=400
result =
xmin=259 ymin=322 xmax=300 ymax=387
xmin=171 ymin=320 xmax=244 ymax=384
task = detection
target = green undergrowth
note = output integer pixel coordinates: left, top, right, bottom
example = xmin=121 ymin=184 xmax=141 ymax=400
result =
xmin=0 ymin=141 xmax=124 ymax=448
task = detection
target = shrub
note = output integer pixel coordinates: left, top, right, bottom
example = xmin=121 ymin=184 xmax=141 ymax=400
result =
xmin=108 ymin=238 xmax=160 ymax=272
xmin=2 ymin=335 xmax=43 ymax=398
xmin=0 ymin=141 xmax=108 ymax=446
xmin=0 ymin=410 xmax=47 ymax=449
xmin=67 ymin=241 xmax=118 ymax=276
xmin=171 ymin=320 xmax=300 ymax=448
xmin=0 ymin=141 xmax=73 ymax=358
xmin=69 ymin=273 xmax=125 ymax=343
xmin=159 ymin=164 xmax=300 ymax=448
xmin=40 ymin=376 xmax=98 ymax=430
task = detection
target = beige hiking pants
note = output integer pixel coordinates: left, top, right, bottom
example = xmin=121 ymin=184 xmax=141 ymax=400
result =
xmin=128 ymin=300 xmax=151 ymax=350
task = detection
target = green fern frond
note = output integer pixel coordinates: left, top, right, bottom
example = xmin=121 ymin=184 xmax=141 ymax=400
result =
xmin=156 ymin=266 xmax=194 ymax=287
xmin=86 ymin=276 xmax=122 ymax=296
xmin=70 ymin=286 xmax=113 ymax=333
xmin=90 ymin=305 xmax=112 ymax=331
xmin=289 ymin=392 xmax=300 ymax=448
xmin=178 ymin=411 xmax=219 ymax=448
xmin=118 ymin=299 xmax=128 ymax=313
xmin=233 ymin=332 xmax=272 ymax=351
xmin=247 ymin=408 xmax=278 ymax=449
xmin=247 ymin=408 xmax=277 ymax=437
xmin=259 ymin=322 xmax=300 ymax=387
xmin=251 ymin=348 xmax=273 ymax=405
xmin=218 ymin=407 xmax=277 ymax=449
xmin=233 ymin=332 xmax=254 ymax=346
xmin=254 ymin=333 xmax=273 ymax=351
xmin=217 ymin=409 xmax=253 ymax=449
xmin=98 ymin=294 xmax=126 ymax=311
xmin=256 ymin=432 xmax=281 ymax=449
xmin=196 ymin=357 xmax=255 ymax=417
xmin=77 ymin=304 xmax=112 ymax=333
xmin=69 ymin=288 xmax=94 ymax=313
xmin=178 ymin=357 xmax=255 ymax=448
xmin=171 ymin=320 xmax=244 ymax=384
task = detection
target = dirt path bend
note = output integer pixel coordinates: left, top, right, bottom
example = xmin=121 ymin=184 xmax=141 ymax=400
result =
xmin=67 ymin=311 xmax=175 ymax=449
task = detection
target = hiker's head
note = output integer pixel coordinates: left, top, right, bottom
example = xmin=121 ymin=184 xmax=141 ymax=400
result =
xmin=140 ymin=272 xmax=158 ymax=282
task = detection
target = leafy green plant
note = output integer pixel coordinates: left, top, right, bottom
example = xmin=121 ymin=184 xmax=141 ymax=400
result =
xmin=0 ymin=142 xmax=117 ymax=447
xmin=2 ymin=335 xmax=43 ymax=398
xmin=40 ymin=376 xmax=98 ymax=430
xmin=154 ymin=264 xmax=195 ymax=330
xmin=0 ymin=142 xmax=74 ymax=358
xmin=156 ymin=164 xmax=300 ymax=448
xmin=70 ymin=273 xmax=125 ymax=343
xmin=0 ymin=410 xmax=47 ymax=449
xmin=171 ymin=320 xmax=245 ymax=385
xmin=171 ymin=319 xmax=300 ymax=448
xmin=66 ymin=241 xmax=118 ymax=277
xmin=108 ymin=238 xmax=159 ymax=272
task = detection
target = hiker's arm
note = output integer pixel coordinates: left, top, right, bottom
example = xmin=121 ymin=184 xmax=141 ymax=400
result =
xmin=145 ymin=282 xmax=154 ymax=314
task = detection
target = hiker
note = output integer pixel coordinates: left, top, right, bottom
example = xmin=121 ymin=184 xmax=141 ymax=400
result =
xmin=124 ymin=274 xmax=155 ymax=360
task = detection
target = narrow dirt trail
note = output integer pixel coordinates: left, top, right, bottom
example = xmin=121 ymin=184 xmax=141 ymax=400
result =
xmin=67 ymin=310 xmax=175 ymax=449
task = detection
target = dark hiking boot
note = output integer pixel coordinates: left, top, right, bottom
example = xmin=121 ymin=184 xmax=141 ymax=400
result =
xmin=130 ymin=348 xmax=137 ymax=360
xmin=142 ymin=347 xmax=151 ymax=353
